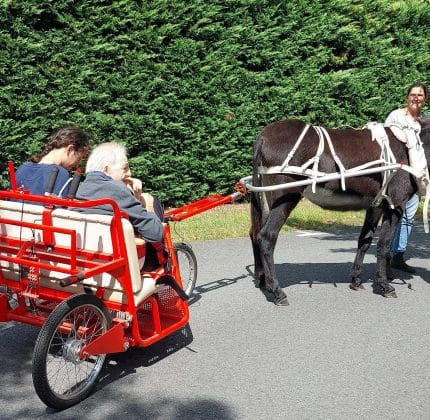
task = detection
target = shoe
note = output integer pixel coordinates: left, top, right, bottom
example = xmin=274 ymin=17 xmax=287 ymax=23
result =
xmin=391 ymin=252 xmax=416 ymax=274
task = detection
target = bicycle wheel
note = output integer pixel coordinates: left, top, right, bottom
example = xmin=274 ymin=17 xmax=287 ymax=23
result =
xmin=174 ymin=242 xmax=197 ymax=296
xmin=32 ymin=294 xmax=112 ymax=409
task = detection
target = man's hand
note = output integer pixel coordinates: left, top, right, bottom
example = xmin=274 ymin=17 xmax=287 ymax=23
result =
xmin=124 ymin=177 xmax=143 ymax=197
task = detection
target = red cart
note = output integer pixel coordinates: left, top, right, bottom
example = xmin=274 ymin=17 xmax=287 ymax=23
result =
xmin=0 ymin=166 xmax=244 ymax=409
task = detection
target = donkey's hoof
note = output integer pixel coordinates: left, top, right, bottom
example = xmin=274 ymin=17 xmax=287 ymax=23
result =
xmin=373 ymin=283 xmax=397 ymax=298
xmin=274 ymin=295 xmax=290 ymax=306
xmin=382 ymin=289 xmax=397 ymax=298
xmin=349 ymin=283 xmax=364 ymax=291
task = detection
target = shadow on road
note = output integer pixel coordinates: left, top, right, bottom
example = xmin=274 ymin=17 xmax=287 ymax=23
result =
xmin=245 ymin=225 xmax=430 ymax=303
xmin=188 ymin=274 xmax=248 ymax=305
xmin=100 ymin=324 xmax=193 ymax=385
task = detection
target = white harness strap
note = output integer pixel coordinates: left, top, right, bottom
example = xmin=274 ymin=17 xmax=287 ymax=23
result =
xmin=312 ymin=127 xmax=325 ymax=191
xmin=259 ymin=124 xmax=348 ymax=192
xmin=385 ymin=122 xmax=430 ymax=233
xmin=315 ymin=126 xmax=347 ymax=191
xmin=366 ymin=122 xmax=399 ymax=209
xmin=303 ymin=125 xmax=325 ymax=192
xmin=386 ymin=123 xmax=429 ymax=194
xmin=255 ymin=122 xmax=430 ymax=233
xmin=279 ymin=124 xmax=311 ymax=170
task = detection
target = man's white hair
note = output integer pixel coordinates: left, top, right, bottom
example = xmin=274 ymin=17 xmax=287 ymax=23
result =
xmin=85 ymin=142 xmax=128 ymax=173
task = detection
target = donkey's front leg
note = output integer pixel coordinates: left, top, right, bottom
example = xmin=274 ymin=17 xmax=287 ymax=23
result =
xmin=350 ymin=206 xmax=382 ymax=290
xmin=258 ymin=225 xmax=289 ymax=306
xmin=250 ymin=230 xmax=265 ymax=287
xmin=258 ymin=197 xmax=301 ymax=306
xmin=374 ymin=210 xmax=400 ymax=298
xmin=250 ymin=193 xmax=265 ymax=288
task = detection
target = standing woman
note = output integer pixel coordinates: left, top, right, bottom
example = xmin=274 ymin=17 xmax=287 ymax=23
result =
xmin=15 ymin=126 xmax=91 ymax=197
xmin=385 ymin=82 xmax=428 ymax=273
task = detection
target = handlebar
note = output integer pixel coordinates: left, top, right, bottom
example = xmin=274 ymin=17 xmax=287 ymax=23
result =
xmin=67 ymin=172 xmax=82 ymax=199
xmin=45 ymin=167 xmax=59 ymax=195
xmin=60 ymin=273 xmax=85 ymax=287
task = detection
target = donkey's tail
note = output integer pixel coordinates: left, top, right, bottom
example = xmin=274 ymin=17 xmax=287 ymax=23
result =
xmin=252 ymin=134 xmax=263 ymax=189
xmin=250 ymin=134 xmax=264 ymax=239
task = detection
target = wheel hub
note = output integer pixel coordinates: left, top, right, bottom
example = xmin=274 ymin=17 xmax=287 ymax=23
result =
xmin=62 ymin=338 xmax=84 ymax=364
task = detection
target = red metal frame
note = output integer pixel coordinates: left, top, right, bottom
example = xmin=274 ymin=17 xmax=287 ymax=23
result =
xmin=0 ymin=163 xmax=245 ymax=357
xmin=164 ymin=190 xmax=244 ymax=222
xmin=0 ymin=189 xmax=189 ymax=353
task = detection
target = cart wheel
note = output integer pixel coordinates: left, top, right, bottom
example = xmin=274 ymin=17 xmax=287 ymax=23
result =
xmin=32 ymin=294 xmax=112 ymax=409
xmin=174 ymin=242 xmax=197 ymax=296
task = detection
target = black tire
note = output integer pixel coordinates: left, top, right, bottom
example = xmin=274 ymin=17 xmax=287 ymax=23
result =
xmin=174 ymin=242 xmax=197 ymax=296
xmin=32 ymin=294 xmax=112 ymax=409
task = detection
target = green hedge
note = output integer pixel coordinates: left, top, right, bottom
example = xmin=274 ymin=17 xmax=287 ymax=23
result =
xmin=1 ymin=0 xmax=429 ymax=205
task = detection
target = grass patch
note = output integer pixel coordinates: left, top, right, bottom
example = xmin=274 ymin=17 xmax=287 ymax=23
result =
xmin=170 ymin=198 xmax=366 ymax=242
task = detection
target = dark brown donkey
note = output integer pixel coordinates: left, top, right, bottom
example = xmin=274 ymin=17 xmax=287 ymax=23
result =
xmin=250 ymin=119 xmax=430 ymax=305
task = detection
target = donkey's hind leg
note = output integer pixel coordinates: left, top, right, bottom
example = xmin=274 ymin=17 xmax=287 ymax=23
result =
xmin=257 ymin=193 xmax=301 ymax=305
xmin=350 ymin=205 xmax=383 ymax=290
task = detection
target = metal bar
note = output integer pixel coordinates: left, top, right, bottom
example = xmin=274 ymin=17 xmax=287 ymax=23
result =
xmin=164 ymin=192 xmax=241 ymax=222
xmin=0 ymin=191 xmax=123 ymax=220
xmin=7 ymin=162 xmax=17 ymax=190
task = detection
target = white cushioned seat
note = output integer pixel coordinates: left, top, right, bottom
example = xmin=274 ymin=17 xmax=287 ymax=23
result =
xmin=0 ymin=200 xmax=159 ymax=305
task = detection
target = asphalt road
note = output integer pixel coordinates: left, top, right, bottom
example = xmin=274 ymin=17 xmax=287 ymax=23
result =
xmin=1 ymin=225 xmax=429 ymax=419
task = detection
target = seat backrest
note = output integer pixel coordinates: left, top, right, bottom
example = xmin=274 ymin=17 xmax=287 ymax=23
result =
xmin=0 ymin=200 xmax=44 ymax=241
xmin=0 ymin=200 xmax=45 ymax=277
xmin=51 ymin=207 xmax=142 ymax=293
xmin=0 ymin=201 xmax=143 ymax=299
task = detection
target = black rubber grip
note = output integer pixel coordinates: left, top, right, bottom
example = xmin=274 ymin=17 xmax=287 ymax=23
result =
xmin=67 ymin=172 xmax=82 ymax=198
xmin=60 ymin=273 xmax=85 ymax=287
xmin=45 ymin=166 xmax=59 ymax=194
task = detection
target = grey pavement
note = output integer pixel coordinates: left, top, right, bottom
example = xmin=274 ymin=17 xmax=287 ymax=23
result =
xmin=1 ymin=225 xmax=429 ymax=419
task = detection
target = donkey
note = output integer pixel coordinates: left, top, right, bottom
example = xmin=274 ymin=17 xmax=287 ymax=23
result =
xmin=250 ymin=119 xmax=430 ymax=305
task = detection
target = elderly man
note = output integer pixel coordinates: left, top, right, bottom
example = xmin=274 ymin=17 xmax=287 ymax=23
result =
xmin=74 ymin=142 xmax=163 ymax=243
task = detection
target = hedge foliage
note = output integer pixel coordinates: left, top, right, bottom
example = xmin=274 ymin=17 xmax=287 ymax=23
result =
xmin=1 ymin=0 xmax=429 ymax=205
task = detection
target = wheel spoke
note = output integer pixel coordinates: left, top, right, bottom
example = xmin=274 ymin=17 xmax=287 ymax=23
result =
xmin=33 ymin=295 xmax=111 ymax=408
